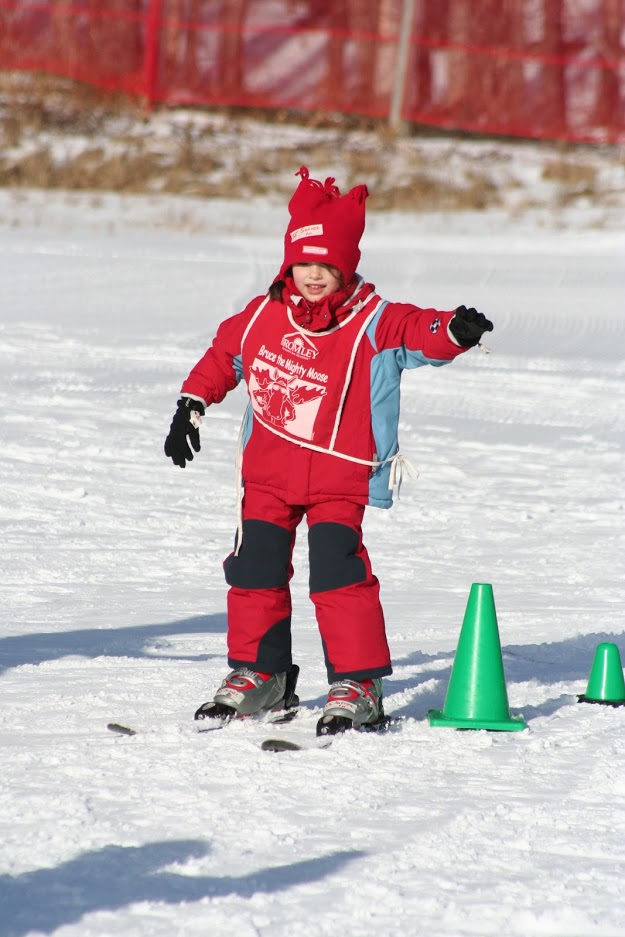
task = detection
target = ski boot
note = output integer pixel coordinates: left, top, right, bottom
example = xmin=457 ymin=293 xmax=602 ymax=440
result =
xmin=316 ymin=678 xmax=386 ymax=736
xmin=194 ymin=664 xmax=300 ymax=722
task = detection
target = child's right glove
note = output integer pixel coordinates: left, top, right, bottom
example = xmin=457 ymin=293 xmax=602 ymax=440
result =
xmin=449 ymin=305 xmax=494 ymax=347
xmin=164 ymin=397 xmax=205 ymax=468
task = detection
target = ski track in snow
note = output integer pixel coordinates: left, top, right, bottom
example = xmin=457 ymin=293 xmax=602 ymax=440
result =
xmin=1 ymin=192 xmax=624 ymax=937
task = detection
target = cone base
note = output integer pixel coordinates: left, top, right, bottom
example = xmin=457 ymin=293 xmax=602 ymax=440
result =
xmin=577 ymin=694 xmax=625 ymax=708
xmin=428 ymin=709 xmax=526 ymax=731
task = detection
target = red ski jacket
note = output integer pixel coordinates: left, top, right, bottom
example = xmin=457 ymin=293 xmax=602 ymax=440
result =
xmin=180 ymin=278 xmax=467 ymax=508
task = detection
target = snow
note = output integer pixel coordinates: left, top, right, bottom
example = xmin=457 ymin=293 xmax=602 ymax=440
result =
xmin=1 ymin=183 xmax=624 ymax=937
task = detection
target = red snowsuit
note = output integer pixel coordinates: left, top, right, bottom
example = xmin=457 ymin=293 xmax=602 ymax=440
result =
xmin=180 ymin=277 xmax=468 ymax=681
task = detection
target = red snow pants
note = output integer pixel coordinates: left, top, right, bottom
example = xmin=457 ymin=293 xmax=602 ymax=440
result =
xmin=223 ymin=488 xmax=392 ymax=682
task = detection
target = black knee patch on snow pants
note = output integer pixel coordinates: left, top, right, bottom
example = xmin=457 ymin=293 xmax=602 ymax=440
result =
xmin=308 ymin=522 xmax=366 ymax=593
xmin=224 ymin=519 xmax=291 ymax=589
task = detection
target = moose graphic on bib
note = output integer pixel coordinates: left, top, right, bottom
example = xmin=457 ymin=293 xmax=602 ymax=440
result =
xmin=250 ymin=361 xmax=327 ymax=439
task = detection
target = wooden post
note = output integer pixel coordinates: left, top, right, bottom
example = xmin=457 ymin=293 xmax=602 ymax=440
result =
xmin=389 ymin=0 xmax=415 ymax=132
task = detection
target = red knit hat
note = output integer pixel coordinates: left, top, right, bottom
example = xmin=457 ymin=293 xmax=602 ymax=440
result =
xmin=278 ymin=167 xmax=369 ymax=283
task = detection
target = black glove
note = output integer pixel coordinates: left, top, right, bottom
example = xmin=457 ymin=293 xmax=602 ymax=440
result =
xmin=449 ymin=305 xmax=494 ymax=347
xmin=164 ymin=397 xmax=205 ymax=468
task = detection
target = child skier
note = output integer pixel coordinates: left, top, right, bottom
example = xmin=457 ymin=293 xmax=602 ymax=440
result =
xmin=164 ymin=167 xmax=493 ymax=736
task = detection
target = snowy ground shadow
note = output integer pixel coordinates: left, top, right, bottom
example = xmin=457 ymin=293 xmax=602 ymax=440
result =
xmin=0 ymin=614 xmax=226 ymax=676
xmin=384 ymin=630 xmax=625 ymax=722
xmin=0 ymin=839 xmax=365 ymax=937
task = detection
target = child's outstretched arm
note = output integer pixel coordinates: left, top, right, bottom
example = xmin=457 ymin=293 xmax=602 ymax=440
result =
xmin=373 ymin=301 xmax=493 ymax=364
xmin=163 ymin=297 xmax=261 ymax=468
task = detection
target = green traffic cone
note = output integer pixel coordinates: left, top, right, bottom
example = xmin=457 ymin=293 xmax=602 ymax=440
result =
xmin=578 ymin=642 xmax=625 ymax=706
xmin=428 ymin=583 xmax=526 ymax=731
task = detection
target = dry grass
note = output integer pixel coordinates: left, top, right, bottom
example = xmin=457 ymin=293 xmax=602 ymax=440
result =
xmin=1 ymin=71 xmax=623 ymax=215
xmin=541 ymin=157 xmax=600 ymax=206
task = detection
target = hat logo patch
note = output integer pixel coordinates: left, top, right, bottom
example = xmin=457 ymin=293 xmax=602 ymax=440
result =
xmin=291 ymin=224 xmax=323 ymax=242
xmin=302 ymin=245 xmax=329 ymax=255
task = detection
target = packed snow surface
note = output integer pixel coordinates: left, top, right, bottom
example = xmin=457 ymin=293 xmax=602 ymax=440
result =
xmin=1 ymin=188 xmax=624 ymax=937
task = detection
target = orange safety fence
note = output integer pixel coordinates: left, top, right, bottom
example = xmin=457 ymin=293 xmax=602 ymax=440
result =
xmin=1 ymin=0 xmax=623 ymax=144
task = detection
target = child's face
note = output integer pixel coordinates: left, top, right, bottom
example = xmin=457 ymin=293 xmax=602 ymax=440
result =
xmin=292 ymin=263 xmax=342 ymax=302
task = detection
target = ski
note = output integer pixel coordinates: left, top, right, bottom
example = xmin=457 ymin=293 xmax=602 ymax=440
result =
xmin=106 ymin=707 xmax=299 ymax=738
xmin=261 ymin=737 xmax=331 ymax=752
xmin=107 ymin=723 xmax=137 ymax=736
xmin=260 ymin=714 xmax=405 ymax=752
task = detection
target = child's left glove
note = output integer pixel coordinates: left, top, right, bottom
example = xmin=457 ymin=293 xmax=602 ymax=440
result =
xmin=449 ymin=305 xmax=493 ymax=347
xmin=164 ymin=397 xmax=205 ymax=468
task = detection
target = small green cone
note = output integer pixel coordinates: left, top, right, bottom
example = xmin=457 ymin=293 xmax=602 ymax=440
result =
xmin=578 ymin=642 xmax=625 ymax=706
xmin=428 ymin=583 xmax=526 ymax=731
